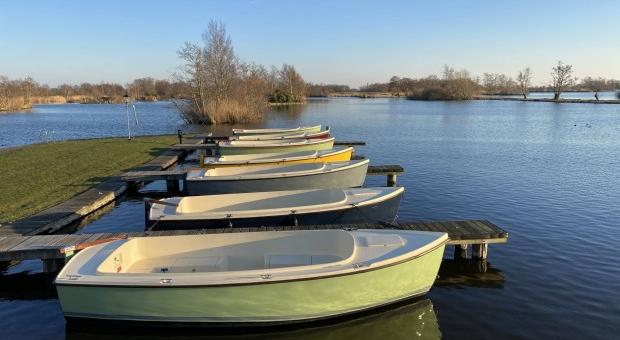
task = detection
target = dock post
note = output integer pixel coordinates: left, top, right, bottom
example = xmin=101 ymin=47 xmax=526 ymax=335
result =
xmin=166 ymin=179 xmax=180 ymax=193
xmin=387 ymin=174 xmax=397 ymax=187
xmin=472 ymin=243 xmax=489 ymax=260
xmin=42 ymin=258 xmax=65 ymax=273
xmin=454 ymin=244 xmax=468 ymax=259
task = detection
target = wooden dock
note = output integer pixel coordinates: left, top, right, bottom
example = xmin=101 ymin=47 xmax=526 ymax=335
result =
xmin=0 ymin=220 xmax=508 ymax=272
xmin=121 ymin=164 xmax=405 ymax=190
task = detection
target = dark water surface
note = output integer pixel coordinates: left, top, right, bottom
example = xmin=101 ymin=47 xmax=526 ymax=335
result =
xmin=1 ymin=98 xmax=619 ymax=339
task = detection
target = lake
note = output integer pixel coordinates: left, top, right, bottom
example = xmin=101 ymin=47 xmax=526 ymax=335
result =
xmin=1 ymin=98 xmax=619 ymax=339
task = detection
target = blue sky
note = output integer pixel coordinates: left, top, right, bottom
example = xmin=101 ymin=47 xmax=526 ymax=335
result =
xmin=1 ymin=0 xmax=618 ymax=87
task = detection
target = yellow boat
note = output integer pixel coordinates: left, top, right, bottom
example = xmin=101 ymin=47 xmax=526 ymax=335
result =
xmin=201 ymin=147 xmax=354 ymax=168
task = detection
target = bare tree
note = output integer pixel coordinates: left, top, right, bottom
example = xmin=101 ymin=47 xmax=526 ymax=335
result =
xmin=203 ymin=20 xmax=237 ymax=117
xmin=176 ymin=20 xmax=276 ymax=124
xmin=279 ymin=64 xmax=306 ymax=102
xmin=517 ymin=67 xmax=532 ymax=99
xmin=551 ymin=61 xmax=575 ymax=101
xmin=177 ymin=42 xmax=208 ymax=120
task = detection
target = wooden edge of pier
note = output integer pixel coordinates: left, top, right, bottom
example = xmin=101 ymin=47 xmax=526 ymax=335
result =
xmin=0 ymin=220 xmax=508 ymax=272
xmin=170 ymin=141 xmax=366 ymax=150
xmin=119 ymin=164 xmax=405 ymax=189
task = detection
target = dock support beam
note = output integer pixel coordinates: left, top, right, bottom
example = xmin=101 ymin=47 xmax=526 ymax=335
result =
xmin=42 ymin=259 xmax=65 ymax=273
xmin=454 ymin=244 xmax=468 ymax=259
xmin=387 ymin=174 xmax=397 ymax=187
xmin=472 ymin=243 xmax=489 ymax=260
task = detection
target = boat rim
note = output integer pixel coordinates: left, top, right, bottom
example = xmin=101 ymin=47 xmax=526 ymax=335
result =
xmin=189 ymin=159 xmax=369 ymax=181
xmin=155 ymin=186 xmax=404 ymax=219
xmin=55 ymin=229 xmax=447 ymax=288
xmin=203 ymin=147 xmax=353 ymax=165
xmin=218 ymin=137 xmax=334 ymax=148
xmin=232 ymin=124 xmax=321 ymax=135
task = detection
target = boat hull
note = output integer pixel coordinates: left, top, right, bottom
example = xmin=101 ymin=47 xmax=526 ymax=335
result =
xmin=56 ymin=243 xmax=444 ymax=324
xmin=217 ymin=139 xmax=334 ymax=156
xmin=145 ymin=188 xmax=401 ymax=230
xmin=186 ymin=161 xmax=368 ymax=195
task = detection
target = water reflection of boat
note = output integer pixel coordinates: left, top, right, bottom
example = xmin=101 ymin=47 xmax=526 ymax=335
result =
xmin=65 ymin=298 xmax=441 ymax=340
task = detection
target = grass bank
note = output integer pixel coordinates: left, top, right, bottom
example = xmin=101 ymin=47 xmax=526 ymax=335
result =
xmin=0 ymin=135 xmax=177 ymax=223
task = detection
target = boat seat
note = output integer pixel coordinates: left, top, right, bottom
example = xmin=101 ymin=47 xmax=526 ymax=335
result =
xmin=221 ymin=256 xmax=265 ymax=271
xmin=266 ymin=254 xmax=343 ymax=269
xmin=169 ymin=256 xmax=222 ymax=273
xmin=357 ymin=235 xmax=404 ymax=247
xmin=267 ymin=254 xmax=312 ymax=268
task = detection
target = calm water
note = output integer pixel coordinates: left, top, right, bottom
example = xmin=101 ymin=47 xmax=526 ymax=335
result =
xmin=0 ymin=102 xmax=186 ymax=148
xmin=1 ymin=98 xmax=620 ymax=339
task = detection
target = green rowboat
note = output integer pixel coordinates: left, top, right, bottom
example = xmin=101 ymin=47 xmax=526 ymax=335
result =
xmin=56 ymin=229 xmax=447 ymax=324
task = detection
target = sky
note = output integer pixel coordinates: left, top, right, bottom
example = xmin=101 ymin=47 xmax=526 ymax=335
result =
xmin=1 ymin=0 xmax=619 ymax=88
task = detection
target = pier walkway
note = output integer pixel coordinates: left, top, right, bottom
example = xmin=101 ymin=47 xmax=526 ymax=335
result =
xmin=121 ymin=164 xmax=405 ymax=189
xmin=0 ymin=220 xmax=508 ymax=272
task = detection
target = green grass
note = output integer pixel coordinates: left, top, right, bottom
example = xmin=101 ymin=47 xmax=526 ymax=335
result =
xmin=0 ymin=135 xmax=178 ymax=223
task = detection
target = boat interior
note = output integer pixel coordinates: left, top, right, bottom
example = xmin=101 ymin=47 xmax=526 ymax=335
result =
xmin=232 ymin=125 xmax=321 ymax=135
xmin=188 ymin=160 xmax=365 ymax=179
xmin=58 ymin=228 xmax=446 ymax=285
xmin=222 ymin=137 xmax=333 ymax=147
xmin=97 ymin=230 xmax=356 ymax=274
xmin=202 ymin=147 xmax=352 ymax=164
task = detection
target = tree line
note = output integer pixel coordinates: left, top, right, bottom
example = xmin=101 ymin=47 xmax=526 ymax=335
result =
xmin=346 ymin=62 xmax=620 ymax=101
xmin=0 ymin=75 xmax=191 ymax=111
xmin=175 ymin=20 xmax=306 ymax=124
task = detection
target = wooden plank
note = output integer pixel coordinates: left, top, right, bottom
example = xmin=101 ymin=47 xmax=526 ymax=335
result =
xmin=477 ymin=220 xmax=509 ymax=238
xmin=366 ymin=165 xmax=404 ymax=175
xmin=425 ymin=221 xmax=452 ymax=236
xmin=119 ymin=165 xmax=404 ymax=183
xmin=334 ymin=141 xmax=366 ymax=146
xmin=121 ymin=170 xmax=186 ymax=182
xmin=0 ymin=220 xmax=508 ymax=263
xmin=466 ymin=220 xmax=499 ymax=239
xmin=448 ymin=238 xmax=508 ymax=245
xmin=440 ymin=221 xmax=465 ymax=240
xmin=402 ymin=222 xmax=427 ymax=232
xmin=171 ymin=143 xmax=216 ymax=150
xmin=0 ymin=236 xmax=28 ymax=252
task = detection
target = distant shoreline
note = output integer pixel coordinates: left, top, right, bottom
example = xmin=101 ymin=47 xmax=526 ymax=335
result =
xmin=474 ymin=96 xmax=620 ymax=104
xmin=308 ymin=92 xmax=620 ymax=104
